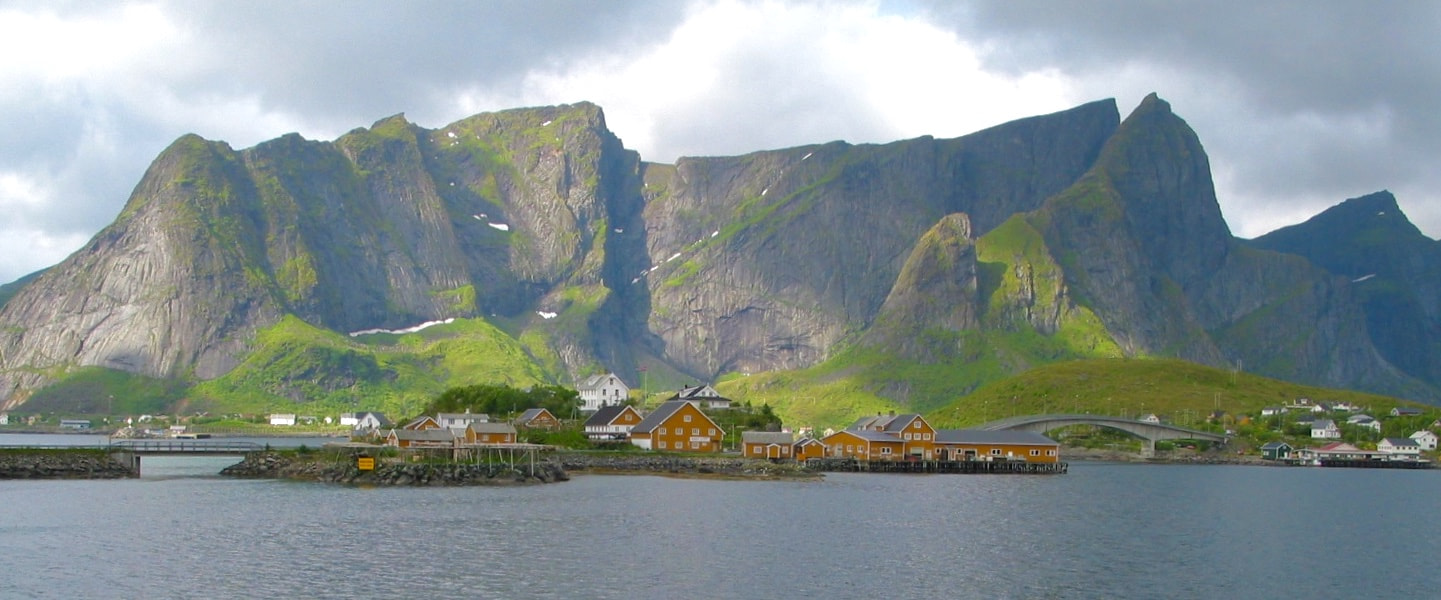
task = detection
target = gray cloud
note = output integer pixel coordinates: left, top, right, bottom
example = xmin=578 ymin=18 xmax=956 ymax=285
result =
xmin=2 ymin=0 xmax=1437 ymax=284
xmin=924 ymin=1 xmax=1441 ymax=237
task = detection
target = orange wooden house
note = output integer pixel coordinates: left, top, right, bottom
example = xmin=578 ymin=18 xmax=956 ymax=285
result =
xmin=386 ymin=428 xmax=457 ymax=448
xmin=516 ymin=408 xmax=560 ymax=430
xmin=793 ymin=437 xmax=825 ymax=462
xmin=849 ymin=413 xmax=938 ymax=459
xmin=401 ymin=415 xmax=442 ymax=430
xmin=629 ymin=400 xmax=724 ymax=452
xmin=742 ymin=431 xmax=795 ymax=459
xmin=933 ymin=430 xmax=1060 ymax=463
xmin=821 ymin=429 xmax=905 ymax=461
xmin=583 ymin=405 xmax=644 ymax=441
xmin=466 ymin=422 xmax=518 ymax=444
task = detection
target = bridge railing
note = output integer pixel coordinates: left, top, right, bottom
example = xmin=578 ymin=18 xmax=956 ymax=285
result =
xmin=107 ymin=440 xmax=265 ymax=453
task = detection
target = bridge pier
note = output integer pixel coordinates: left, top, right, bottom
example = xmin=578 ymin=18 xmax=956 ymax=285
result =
xmin=1141 ymin=439 xmax=1156 ymax=458
xmin=109 ymin=451 xmax=141 ymax=476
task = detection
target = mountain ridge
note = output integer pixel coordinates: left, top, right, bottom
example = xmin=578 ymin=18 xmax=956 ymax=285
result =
xmin=0 ymin=95 xmax=1436 ymax=420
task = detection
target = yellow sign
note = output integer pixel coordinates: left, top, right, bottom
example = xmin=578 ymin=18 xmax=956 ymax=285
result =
xmin=357 ymin=457 xmax=375 ymax=471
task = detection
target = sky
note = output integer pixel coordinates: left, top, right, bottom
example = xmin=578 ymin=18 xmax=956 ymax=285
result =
xmin=2 ymin=0 xmax=1438 ymax=284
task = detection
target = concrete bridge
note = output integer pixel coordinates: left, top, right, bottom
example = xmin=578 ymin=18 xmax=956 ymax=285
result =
xmin=107 ymin=440 xmax=264 ymax=475
xmin=978 ymin=414 xmax=1229 ymax=457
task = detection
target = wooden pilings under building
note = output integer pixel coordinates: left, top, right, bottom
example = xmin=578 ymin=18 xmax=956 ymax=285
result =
xmin=807 ymin=457 xmax=1067 ymax=474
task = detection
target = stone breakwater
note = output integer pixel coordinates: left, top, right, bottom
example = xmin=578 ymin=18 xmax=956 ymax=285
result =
xmin=0 ymin=450 xmax=134 ymax=479
xmin=553 ymin=453 xmax=818 ymax=479
xmin=219 ymin=452 xmax=568 ymax=485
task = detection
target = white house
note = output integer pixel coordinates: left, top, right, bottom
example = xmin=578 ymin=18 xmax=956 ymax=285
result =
xmin=1139 ymin=414 xmax=1161 ymax=424
xmin=339 ymin=412 xmax=360 ymax=427
xmin=1310 ymin=419 xmax=1341 ymax=439
xmin=269 ymin=413 xmax=297 ymax=426
xmin=578 ymin=372 xmax=630 ymax=413
xmin=1410 ymin=430 xmax=1438 ymax=451
xmin=353 ymin=412 xmax=391 ymax=432
xmin=437 ymin=411 xmax=489 ymax=434
xmin=1378 ymin=437 xmax=1422 ymax=459
xmin=1346 ymin=414 xmax=1382 ymax=433
xmin=670 ymin=384 xmax=733 ymax=410
xmin=1261 ymin=406 xmax=1287 ymax=417
xmin=0 ymin=412 xmax=8 ymax=425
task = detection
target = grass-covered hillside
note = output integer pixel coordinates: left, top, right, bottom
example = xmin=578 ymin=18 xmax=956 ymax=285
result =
xmin=924 ymin=358 xmax=1420 ymax=429
xmin=186 ymin=315 xmax=553 ymax=417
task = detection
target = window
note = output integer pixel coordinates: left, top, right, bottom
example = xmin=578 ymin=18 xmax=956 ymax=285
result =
xmin=881 ymin=447 xmax=892 ymax=454
xmin=904 ymin=433 xmax=912 ymax=441
xmin=846 ymin=445 xmax=853 ymax=453
xmin=990 ymin=449 xmax=1002 ymax=455
xmin=913 ymin=421 xmax=921 ymax=429
xmin=1030 ymin=449 xmax=1040 ymax=456
xmin=692 ymin=428 xmax=699 ymax=436
xmin=752 ymin=446 xmax=762 ymax=455
xmin=659 ymin=441 xmax=667 ymax=449
xmin=683 ymin=414 xmax=692 ymax=423
xmin=708 ymin=428 xmax=716 ymax=436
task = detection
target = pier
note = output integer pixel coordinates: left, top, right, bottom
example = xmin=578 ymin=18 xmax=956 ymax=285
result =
xmin=807 ymin=457 xmax=1067 ymax=474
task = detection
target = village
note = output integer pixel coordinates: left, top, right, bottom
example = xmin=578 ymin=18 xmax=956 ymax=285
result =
xmin=346 ymin=372 xmax=1064 ymax=472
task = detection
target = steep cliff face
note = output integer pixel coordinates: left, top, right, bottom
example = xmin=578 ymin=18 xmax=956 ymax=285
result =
xmin=1247 ymin=191 xmax=1441 ymax=388
xmin=1031 ymin=95 xmax=1426 ymax=397
xmin=0 ymin=103 xmax=645 ymax=409
xmin=639 ymin=100 xmax=1119 ymax=377
xmin=1 ymin=95 xmax=1436 ymax=413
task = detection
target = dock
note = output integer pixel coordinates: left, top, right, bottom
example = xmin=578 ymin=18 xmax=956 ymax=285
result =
xmin=806 ymin=458 xmax=1067 ymax=474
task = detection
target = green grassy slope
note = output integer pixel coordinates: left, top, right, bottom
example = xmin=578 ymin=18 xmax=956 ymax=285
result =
xmin=925 ymin=357 xmax=1420 ymax=429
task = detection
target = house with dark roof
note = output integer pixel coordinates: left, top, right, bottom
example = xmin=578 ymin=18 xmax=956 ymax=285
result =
xmin=386 ymin=428 xmax=458 ymax=448
xmin=1391 ymin=407 xmax=1423 ymax=417
xmin=402 ymin=415 xmax=442 ymax=431
xmin=933 ymin=430 xmax=1061 ymax=463
xmin=793 ymin=437 xmax=825 ymax=462
xmin=822 ymin=428 xmax=906 ymax=461
xmin=1310 ymin=419 xmax=1341 ymax=439
xmin=466 ymin=422 xmax=517 ymax=445
xmin=1411 ymin=430 xmax=1438 ymax=451
xmin=629 ymin=400 xmax=724 ymax=452
xmin=583 ymin=405 xmax=644 ymax=441
xmin=1259 ymin=441 xmax=1294 ymax=461
xmin=742 ymin=431 xmax=795 ymax=459
xmin=668 ymin=384 xmax=732 ymax=410
xmin=515 ymin=408 xmax=559 ymax=430
xmin=353 ymin=412 xmax=391 ymax=431
xmin=1378 ymin=437 xmax=1422 ymax=459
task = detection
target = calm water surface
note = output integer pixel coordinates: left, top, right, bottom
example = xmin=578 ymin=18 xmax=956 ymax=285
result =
xmin=2 ymin=454 xmax=1439 ymax=598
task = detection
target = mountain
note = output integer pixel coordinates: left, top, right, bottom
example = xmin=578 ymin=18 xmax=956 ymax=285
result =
xmin=1248 ymin=191 xmax=1441 ymax=387
xmin=0 ymin=95 xmax=1435 ymax=421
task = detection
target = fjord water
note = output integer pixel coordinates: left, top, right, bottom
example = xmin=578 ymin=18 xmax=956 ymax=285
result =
xmin=4 ymin=459 xmax=1440 ymax=598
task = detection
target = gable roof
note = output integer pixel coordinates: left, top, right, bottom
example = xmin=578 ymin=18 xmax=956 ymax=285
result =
xmin=674 ymin=384 xmax=722 ymax=399
xmin=403 ymin=415 xmax=441 ymax=429
xmin=355 ymin=412 xmax=391 ymax=426
xmin=1381 ymin=437 xmax=1420 ymax=447
xmin=1312 ymin=419 xmax=1337 ymax=429
xmin=742 ymin=431 xmax=795 ymax=446
xmin=1259 ymin=441 xmax=1293 ymax=450
xmin=826 ymin=429 xmax=904 ymax=444
xmin=630 ymin=400 xmax=717 ymax=434
xmin=880 ymin=414 xmax=928 ymax=433
xmin=934 ymin=429 xmax=1058 ymax=446
xmin=389 ymin=428 xmax=457 ymax=443
xmin=577 ymin=372 xmax=624 ymax=391
xmin=517 ymin=408 xmax=553 ymax=423
xmin=469 ymin=422 xmax=517 ymax=435
xmin=584 ymin=404 xmax=637 ymax=428
xmin=793 ymin=437 xmax=824 ymax=447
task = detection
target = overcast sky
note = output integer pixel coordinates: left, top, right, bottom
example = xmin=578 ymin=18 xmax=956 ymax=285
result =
xmin=2 ymin=0 xmax=1438 ymax=283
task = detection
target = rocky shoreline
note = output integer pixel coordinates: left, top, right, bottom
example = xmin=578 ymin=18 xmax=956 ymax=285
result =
xmin=0 ymin=450 xmax=135 ymax=479
xmin=219 ymin=452 xmax=569 ymax=485
xmin=554 ymin=452 xmax=819 ymax=479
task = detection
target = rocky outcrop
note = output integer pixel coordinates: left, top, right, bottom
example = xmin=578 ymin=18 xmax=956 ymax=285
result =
xmin=219 ymin=452 xmax=568 ymax=485
xmin=0 ymin=450 xmax=135 ymax=479
xmin=1248 ymin=191 xmax=1441 ymax=389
